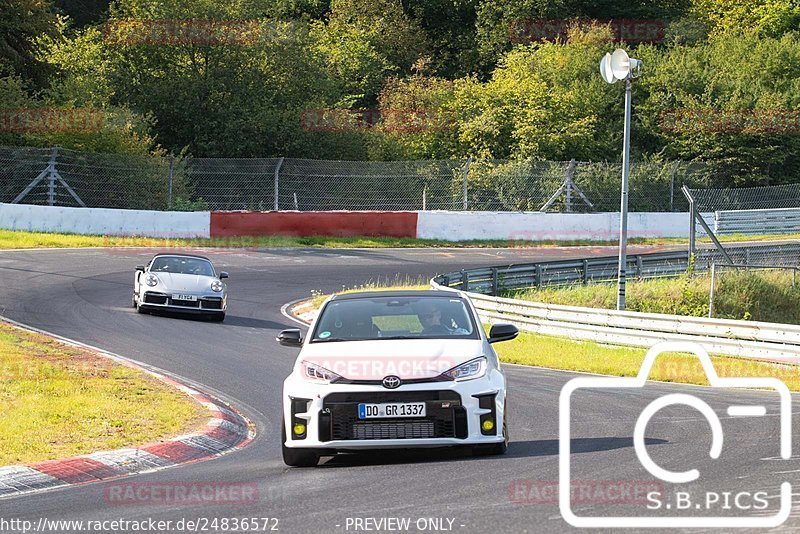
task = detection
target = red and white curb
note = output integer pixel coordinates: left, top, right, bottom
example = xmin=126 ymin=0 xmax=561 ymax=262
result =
xmin=0 ymin=318 xmax=255 ymax=499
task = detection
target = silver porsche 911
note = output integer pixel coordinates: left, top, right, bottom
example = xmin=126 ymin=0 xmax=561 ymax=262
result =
xmin=133 ymin=254 xmax=228 ymax=322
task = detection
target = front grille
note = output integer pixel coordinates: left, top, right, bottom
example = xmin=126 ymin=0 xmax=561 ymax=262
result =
xmin=143 ymin=292 xmax=167 ymax=304
xmin=323 ymin=391 xmax=464 ymax=441
xmin=352 ymin=421 xmax=436 ymax=440
xmin=168 ymin=297 xmax=199 ymax=308
xmin=201 ymin=297 xmax=223 ymax=310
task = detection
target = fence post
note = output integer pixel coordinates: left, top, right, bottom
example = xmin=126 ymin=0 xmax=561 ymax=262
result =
xmin=536 ymin=264 xmax=543 ymax=287
xmin=461 ymin=269 xmax=469 ymax=291
xmin=167 ymin=156 xmax=174 ymax=210
xmin=491 ymin=267 xmax=499 ymax=296
xmin=274 ymin=157 xmax=284 ymax=211
xmin=684 ymin=185 xmax=696 ymax=258
xmin=565 ymin=159 xmax=576 ymax=213
xmin=462 ymin=156 xmax=472 ymax=211
xmin=708 ymin=263 xmax=717 ymax=318
xmin=582 ymin=259 xmax=589 ymax=284
xmin=669 ymin=161 xmax=679 ymax=212
xmin=422 ymin=183 xmax=427 ymax=211
xmin=47 ymin=146 xmax=59 ymax=206
xmin=636 ymin=255 xmax=643 ymax=278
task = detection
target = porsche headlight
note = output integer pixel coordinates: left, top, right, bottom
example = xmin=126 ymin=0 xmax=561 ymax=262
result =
xmin=442 ymin=357 xmax=487 ymax=381
xmin=301 ymin=361 xmax=341 ymax=383
xmin=144 ymin=273 xmax=159 ymax=287
xmin=211 ymin=280 xmax=224 ymax=292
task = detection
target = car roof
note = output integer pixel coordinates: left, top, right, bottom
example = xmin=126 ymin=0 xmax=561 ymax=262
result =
xmin=330 ymin=290 xmax=464 ymax=301
xmin=151 ymin=253 xmax=212 ymax=262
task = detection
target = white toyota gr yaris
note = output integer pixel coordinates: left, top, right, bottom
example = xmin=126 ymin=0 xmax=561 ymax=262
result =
xmin=278 ymin=290 xmax=518 ymax=467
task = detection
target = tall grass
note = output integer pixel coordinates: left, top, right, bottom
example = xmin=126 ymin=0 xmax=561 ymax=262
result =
xmin=511 ymin=270 xmax=800 ymax=324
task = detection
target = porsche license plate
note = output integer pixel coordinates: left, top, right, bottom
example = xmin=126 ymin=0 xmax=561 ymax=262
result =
xmin=358 ymin=402 xmax=426 ymax=419
xmin=172 ymin=294 xmax=197 ymax=301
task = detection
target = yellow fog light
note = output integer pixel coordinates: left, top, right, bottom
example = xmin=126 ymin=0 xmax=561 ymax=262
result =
xmin=481 ymin=419 xmax=495 ymax=432
xmin=293 ymin=423 xmax=306 ymax=435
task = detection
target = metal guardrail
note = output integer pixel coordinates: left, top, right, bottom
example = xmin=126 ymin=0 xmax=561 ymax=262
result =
xmin=432 ymin=244 xmax=800 ymax=363
xmin=714 ymin=208 xmax=800 ymax=235
xmin=434 ymin=244 xmax=800 ymax=295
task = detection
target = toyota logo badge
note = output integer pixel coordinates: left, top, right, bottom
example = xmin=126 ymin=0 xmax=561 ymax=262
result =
xmin=382 ymin=375 xmax=401 ymax=389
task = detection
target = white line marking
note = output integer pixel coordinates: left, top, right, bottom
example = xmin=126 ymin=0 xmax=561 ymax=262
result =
xmin=728 ymin=405 xmax=767 ymax=417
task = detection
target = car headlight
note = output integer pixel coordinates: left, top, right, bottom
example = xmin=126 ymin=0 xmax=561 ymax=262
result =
xmin=301 ymin=361 xmax=341 ymax=383
xmin=211 ymin=280 xmax=224 ymax=292
xmin=441 ymin=357 xmax=487 ymax=381
xmin=144 ymin=273 xmax=159 ymax=287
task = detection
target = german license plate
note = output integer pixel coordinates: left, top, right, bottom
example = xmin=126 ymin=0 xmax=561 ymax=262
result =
xmin=358 ymin=402 xmax=426 ymax=419
xmin=172 ymin=294 xmax=197 ymax=301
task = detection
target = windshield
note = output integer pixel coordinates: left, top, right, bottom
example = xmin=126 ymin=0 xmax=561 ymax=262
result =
xmin=311 ymin=296 xmax=479 ymax=342
xmin=150 ymin=256 xmax=215 ymax=276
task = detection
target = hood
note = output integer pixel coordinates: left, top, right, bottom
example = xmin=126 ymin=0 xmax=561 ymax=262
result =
xmin=299 ymin=339 xmax=484 ymax=381
xmin=152 ymin=272 xmax=216 ymax=292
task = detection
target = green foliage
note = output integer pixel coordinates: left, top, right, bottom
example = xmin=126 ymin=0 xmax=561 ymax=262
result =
xmin=310 ymin=0 xmax=429 ymax=106
xmin=0 ymin=0 xmax=61 ymax=85
xmin=692 ymin=0 xmax=800 ymax=37
xmin=512 ymin=270 xmax=800 ymax=324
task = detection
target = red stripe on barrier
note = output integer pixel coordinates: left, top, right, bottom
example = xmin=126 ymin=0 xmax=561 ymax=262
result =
xmin=210 ymin=211 xmax=418 ymax=238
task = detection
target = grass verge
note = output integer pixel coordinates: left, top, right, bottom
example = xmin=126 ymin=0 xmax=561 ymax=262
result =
xmin=511 ymin=270 xmax=800 ymax=323
xmin=0 ymin=229 xmax=677 ymax=250
xmin=0 ymin=322 xmax=207 ymax=465
xmin=493 ymin=330 xmax=800 ymax=391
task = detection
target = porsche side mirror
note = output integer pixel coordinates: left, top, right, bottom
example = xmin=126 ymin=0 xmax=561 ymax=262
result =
xmin=488 ymin=324 xmax=519 ymax=344
xmin=277 ymin=329 xmax=303 ymax=347
xmin=219 ymin=272 xmax=229 ymax=279
xmin=135 ymin=265 xmax=145 ymax=272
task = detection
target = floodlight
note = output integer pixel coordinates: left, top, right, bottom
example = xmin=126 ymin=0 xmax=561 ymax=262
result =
xmin=600 ymin=53 xmax=616 ymax=84
xmin=610 ymin=49 xmax=641 ymax=81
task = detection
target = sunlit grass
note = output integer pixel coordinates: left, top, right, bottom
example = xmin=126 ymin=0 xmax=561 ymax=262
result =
xmin=0 ymin=228 xmax=676 ymax=250
xmin=0 ymin=322 xmax=206 ymax=464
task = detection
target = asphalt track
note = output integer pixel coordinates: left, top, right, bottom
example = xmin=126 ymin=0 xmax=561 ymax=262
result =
xmin=0 ymin=246 xmax=798 ymax=534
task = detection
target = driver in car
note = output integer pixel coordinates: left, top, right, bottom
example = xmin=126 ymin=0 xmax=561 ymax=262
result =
xmin=416 ymin=300 xmax=469 ymax=335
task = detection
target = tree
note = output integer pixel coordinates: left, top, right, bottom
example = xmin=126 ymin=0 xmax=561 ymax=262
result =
xmin=311 ymin=0 xmax=429 ymax=106
xmin=0 ymin=0 xmax=61 ymax=86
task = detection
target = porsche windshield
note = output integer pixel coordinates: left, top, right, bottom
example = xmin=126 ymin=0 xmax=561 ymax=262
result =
xmin=150 ymin=256 xmax=215 ymax=276
xmin=311 ymin=296 xmax=479 ymax=342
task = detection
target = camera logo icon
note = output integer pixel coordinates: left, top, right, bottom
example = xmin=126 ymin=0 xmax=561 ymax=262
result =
xmin=559 ymin=341 xmax=792 ymax=528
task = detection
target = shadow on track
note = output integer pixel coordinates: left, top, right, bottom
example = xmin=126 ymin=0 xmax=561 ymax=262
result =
xmin=315 ymin=437 xmax=667 ymax=467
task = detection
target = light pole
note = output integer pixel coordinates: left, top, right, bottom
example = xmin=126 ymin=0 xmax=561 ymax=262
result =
xmin=600 ymin=49 xmax=641 ymax=310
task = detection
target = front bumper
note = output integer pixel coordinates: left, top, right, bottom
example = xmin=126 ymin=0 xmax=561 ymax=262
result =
xmin=139 ymin=290 xmax=226 ymax=313
xmin=282 ymin=371 xmax=505 ymax=450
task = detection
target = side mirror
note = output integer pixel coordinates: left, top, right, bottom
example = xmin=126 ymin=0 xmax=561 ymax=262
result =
xmin=219 ymin=272 xmax=229 ymax=279
xmin=277 ymin=328 xmax=303 ymax=347
xmin=135 ymin=265 xmax=146 ymax=272
xmin=488 ymin=324 xmax=519 ymax=344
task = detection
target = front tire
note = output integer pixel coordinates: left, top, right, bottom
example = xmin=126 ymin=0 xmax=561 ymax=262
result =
xmin=209 ymin=312 xmax=226 ymax=322
xmin=281 ymin=419 xmax=319 ymax=467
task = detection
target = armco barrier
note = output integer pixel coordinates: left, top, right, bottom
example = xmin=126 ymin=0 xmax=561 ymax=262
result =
xmin=432 ymin=247 xmax=800 ymax=364
xmin=209 ymin=210 xmax=418 ymax=238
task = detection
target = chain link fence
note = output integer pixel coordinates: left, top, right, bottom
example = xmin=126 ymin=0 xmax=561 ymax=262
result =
xmin=1 ymin=145 xmax=717 ymax=212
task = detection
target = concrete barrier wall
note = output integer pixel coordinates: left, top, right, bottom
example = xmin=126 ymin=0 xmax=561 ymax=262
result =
xmin=210 ymin=211 xmax=418 ymax=238
xmin=416 ymin=211 xmax=690 ymax=241
xmin=0 ymin=204 xmax=692 ymax=241
xmin=0 ymin=203 xmax=211 ymax=238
